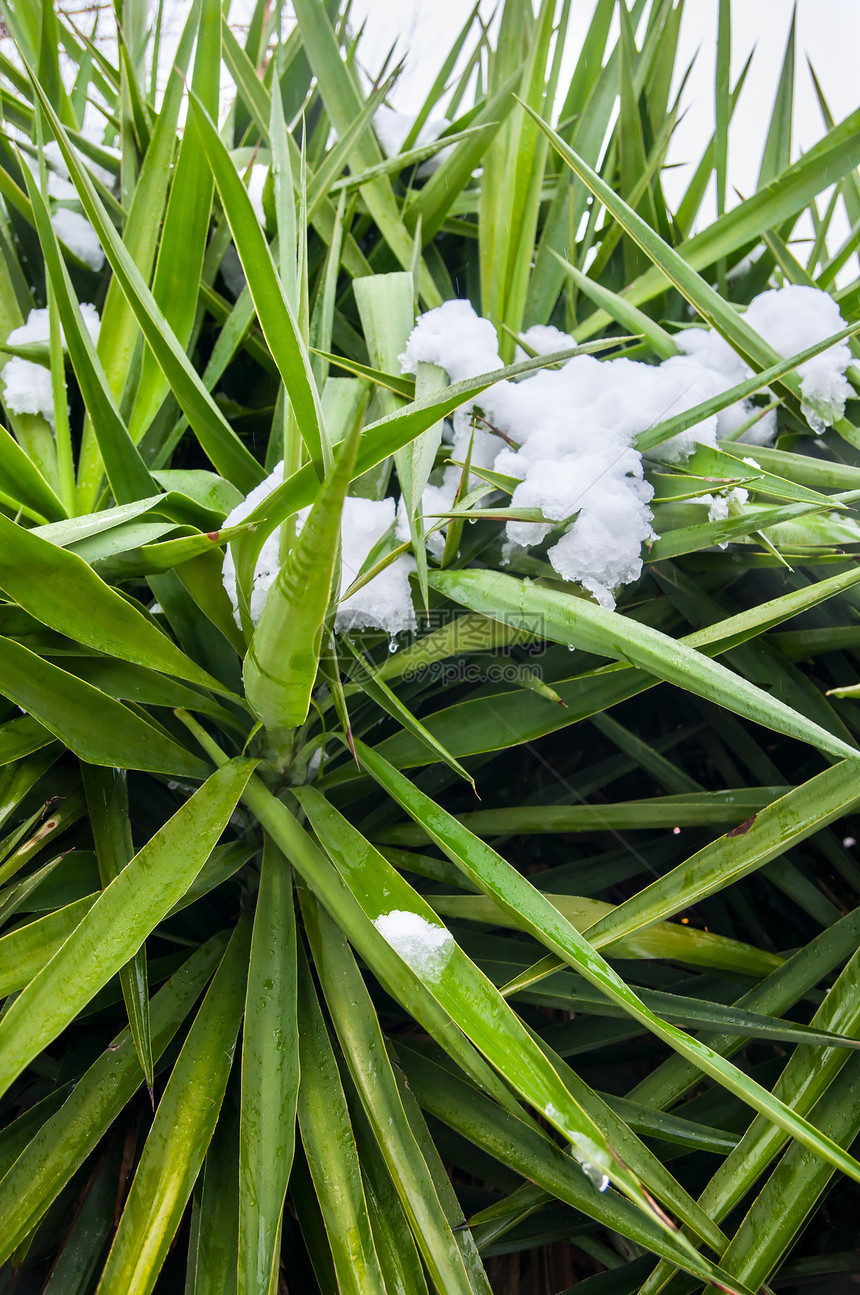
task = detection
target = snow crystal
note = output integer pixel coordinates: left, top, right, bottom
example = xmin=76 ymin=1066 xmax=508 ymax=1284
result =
xmin=1 ymin=355 xmax=52 ymax=421
xmin=749 ymin=285 xmax=852 ymax=432
xmin=221 ymin=461 xmax=284 ymax=626
xmin=372 ymin=909 xmax=454 ymax=978
xmin=221 ymin=463 xmax=417 ymax=635
xmin=48 ymin=173 xmax=77 ymax=201
xmin=1 ymin=304 xmax=101 ymax=424
xmin=20 ymin=153 xmax=78 ymax=202
xmin=51 ymin=208 xmax=105 ymax=271
xmin=374 ymin=106 xmax=450 ymax=176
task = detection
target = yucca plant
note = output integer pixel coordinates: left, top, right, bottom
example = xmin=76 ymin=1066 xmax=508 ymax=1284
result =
xmin=2 ymin=1 xmax=860 ymax=1291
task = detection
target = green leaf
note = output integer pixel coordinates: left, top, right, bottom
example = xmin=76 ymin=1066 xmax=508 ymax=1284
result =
xmin=296 ymin=941 xmax=387 ymax=1295
xmin=757 ymin=7 xmax=795 ymax=187
xmin=581 ymin=760 xmax=860 ymax=988
xmin=82 ymin=764 xmax=153 ymax=1091
xmin=75 ymin=3 xmax=201 ymax=508
xmin=128 ymin=0 xmax=219 ymax=446
xmin=377 ymin=788 xmax=783 ymax=840
xmin=0 ymin=422 xmax=67 ymax=522
xmin=292 ymin=783 xmax=694 ymax=1238
xmin=0 ymin=759 xmax=253 ymax=1103
xmin=432 ymin=890 xmax=780 ymax=977
xmin=428 ymin=568 xmax=860 ymax=764
xmin=354 ymin=742 xmax=860 ymax=1196
xmin=552 ymin=250 xmax=678 ymax=357
xmin=238 ymin=839 xmax=299 ymax=1295
xmin=20 ymin=155 xmax=156 ymax=506
xmin=302 ymin=890 xmax=485 ymax=1295
xmin=395 ymin=1041 xmax=752 ymax=1295
xmin=188 ymin=92 xmax=327 ymax=476
xmin=291 ymin=0 xmax=441 ymax=307
xmin=577 ymin=101 xmax=860 ymax=336
xmin=0 ymin=895 xmax=96 ymax=997
xmin=522 ymin=101 xmax=811 ymax=411
xmin=0 ymin=933 xmax=229 ymax=1263
xmin=0 ymin=637 xmax=210 ymax=777
xmin=0 ymin=511 xmax=233 ymax=695
xmin=187 ymin=1086 xmax=240 ymax=1295
xmin=25 ymin=70 xmax=265 ymax=494
xmin=243 ymin=416 xmax=360 ymax=731
xmin=97 ymin=919 xmax=250 ymax=1295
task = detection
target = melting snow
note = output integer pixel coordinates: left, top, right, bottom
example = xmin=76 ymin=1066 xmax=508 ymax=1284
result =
xmin=372 ymin=909 xmax=454 ymax=978
xmin=221 ymin=463 xmax=417 ymax=635
xmin=1 ymin=304 xmax=100 ymax=424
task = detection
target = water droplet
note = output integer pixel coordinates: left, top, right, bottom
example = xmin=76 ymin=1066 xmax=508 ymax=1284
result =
xmin=567 ymin=644 xmax=575 ymax=652
xmin=582 ymin=1162 xmax=610 ymax=1193
xmin=388 ymin=637 xmax=399 ymax=654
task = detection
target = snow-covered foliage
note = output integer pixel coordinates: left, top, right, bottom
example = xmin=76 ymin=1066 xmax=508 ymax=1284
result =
xmin=221 ymin=464 xmax=417 ymax=635
xmin=1 ymin=304 xmax=101 ymax=424
xmin=401 ymin=300 xmax=660 ymax=610
xmin=678 ymin=284 xmax=853 ymax=438
xmin=400 ymin=287 xmax=854 ymax=609
xmin=222 ymin=288 xmax=854 ymax=623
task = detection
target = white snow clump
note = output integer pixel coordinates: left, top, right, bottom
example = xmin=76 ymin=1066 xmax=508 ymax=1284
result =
xmin=1 ymin=304 xmax=101 ymax=424
xmin=244 ymin=163 xmax=269 ymax=225
xmin=50 ymin=207 xmax=105 ymax=271
xmin=400 ymin=299 xmax=662 ymax=609
xmin=399 ymin=285 xmax=854 ymax=609
xmin=677 ymin=284 xmax=852 ymax=441
xmin=372 ymin=909 xmax=455 ymax=978
xmin=221 ymin=461 xmax=417 ymax=635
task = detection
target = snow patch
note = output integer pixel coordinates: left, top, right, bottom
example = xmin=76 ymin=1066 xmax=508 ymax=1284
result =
xmin=400 ymin=286 xmax=853 ymax=607
xmin=51 ymin=208 xmax=105 ymax=271
xmin=43 ymin=138 xmax=115 ymax=189
xmin=401 ymin=300 xmax=658 ymax=609
xmin=244 ymin=163 xmax=269 ymax=225
xmin=220 ymin=464 xmax=417 ymax=635
xmin=1 ymin=304 xmax=100 ymax=424
xmin=677 ymin=284 xmax=852 ymax=440
xmin=514 ymin=324 xmax=576 ymax=362
xmin=372 ymin=909 xmax=454 ymax=978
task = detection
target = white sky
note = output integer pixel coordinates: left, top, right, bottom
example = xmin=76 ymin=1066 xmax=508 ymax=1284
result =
xmin=55 ymin=1 xmax=860 ymax=274
xmin=345 ymin=0 xmax=860 ymax=220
